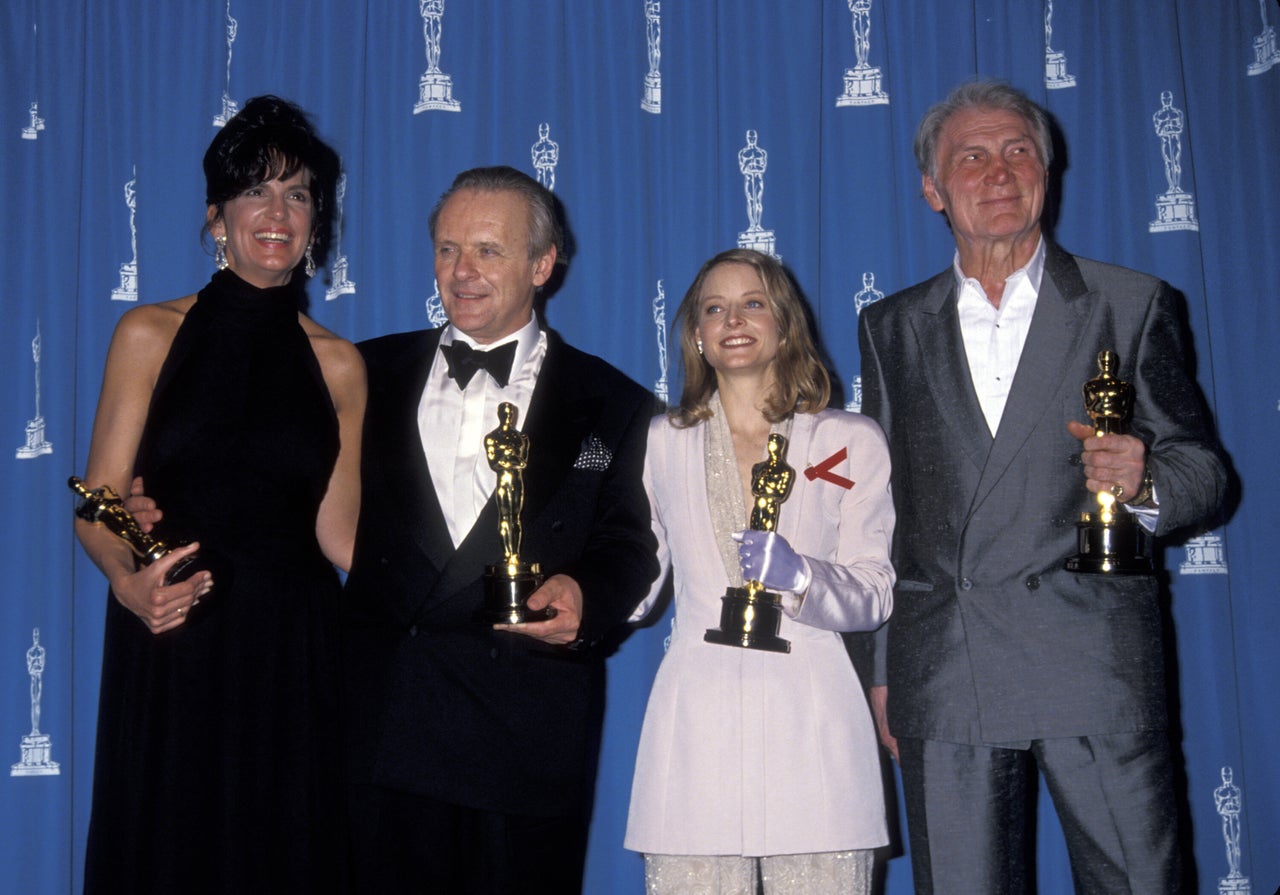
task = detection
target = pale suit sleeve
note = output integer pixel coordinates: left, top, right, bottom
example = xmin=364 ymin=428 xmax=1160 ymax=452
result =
xmin=788 ymin=412 xmax=896 ymax=634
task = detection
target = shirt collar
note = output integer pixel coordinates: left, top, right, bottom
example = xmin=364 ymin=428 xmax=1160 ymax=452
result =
xmin=442 ymin=316 xmax=542 ymax=376
xmin=950 ymin=236 xmax=1047 ymax=297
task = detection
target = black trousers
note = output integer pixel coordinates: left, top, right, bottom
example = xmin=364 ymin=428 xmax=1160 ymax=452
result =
xmin=898 ymin=732 xmax=1181 ymax=895
xmin=349 ymin=784 xmax=589 ymax=895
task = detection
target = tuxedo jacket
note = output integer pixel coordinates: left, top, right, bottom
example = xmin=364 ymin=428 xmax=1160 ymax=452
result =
xmin=343 ymin=326 xmax=658 ymax=817
xmin=857 ymin=243 xmax=1226 ymax=745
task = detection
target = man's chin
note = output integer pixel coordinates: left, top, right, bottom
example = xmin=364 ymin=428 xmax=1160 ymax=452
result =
xmin=442 ymin=305 xmax=487 ymax=328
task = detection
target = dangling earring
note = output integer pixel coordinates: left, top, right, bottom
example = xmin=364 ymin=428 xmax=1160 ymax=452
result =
xmin=696 ymin=336 xmax=704 ymax=355
xmin=214 ymin=235 xmax=229 ymax=271
xmin=304 ymin=244 xmax=316 ymax=278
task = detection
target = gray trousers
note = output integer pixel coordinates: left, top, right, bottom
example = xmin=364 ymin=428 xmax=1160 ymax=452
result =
xmin=899 ymin=731 xmax=1181 ymax=894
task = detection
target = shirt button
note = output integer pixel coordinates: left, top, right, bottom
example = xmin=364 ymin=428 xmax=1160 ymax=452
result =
xmin=1025 ymin=576 xmax=1041 ymax=590
xmin=408 ymin=625 xmax=418 ymax=637
xmin=960 ymin=578 xmax=974 ymax=591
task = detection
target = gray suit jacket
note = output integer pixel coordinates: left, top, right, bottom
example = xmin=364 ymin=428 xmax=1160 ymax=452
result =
xmin=857 ymin=243 xmax=1226 ymax=744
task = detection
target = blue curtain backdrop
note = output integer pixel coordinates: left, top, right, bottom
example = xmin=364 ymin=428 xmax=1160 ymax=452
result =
xmin=3 ymin=1 xmax=1277 ymax=892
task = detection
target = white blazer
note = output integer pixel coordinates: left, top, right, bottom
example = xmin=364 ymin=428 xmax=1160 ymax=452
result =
xmin=625 ymin=408 xmax=895 ymax=857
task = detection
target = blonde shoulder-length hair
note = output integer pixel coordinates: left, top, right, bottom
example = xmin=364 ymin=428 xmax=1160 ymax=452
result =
xmin=670 ymin=248 xmax=830 ymax=428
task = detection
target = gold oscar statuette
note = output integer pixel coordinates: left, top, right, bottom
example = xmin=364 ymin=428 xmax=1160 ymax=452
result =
xmin=68 ymin=477 xmax=199 ymax=584
xmin=482 ymin=403 xmax=554 ymax=624
xmin=1064 ymin=350 xmax=1153 ymax=574
xmin=704 ymin=432 xmax=794 ymax=654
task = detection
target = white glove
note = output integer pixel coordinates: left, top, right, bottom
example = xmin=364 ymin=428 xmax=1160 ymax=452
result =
xmin=732 ymin=530 xmax=811 ymax=593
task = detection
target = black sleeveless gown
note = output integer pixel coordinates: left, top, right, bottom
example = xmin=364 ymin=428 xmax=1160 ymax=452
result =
xmin=83 ymin=271 xmax=350 ymax=893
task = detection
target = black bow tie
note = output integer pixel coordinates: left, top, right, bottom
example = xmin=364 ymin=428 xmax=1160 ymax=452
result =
xmin=440 ymin=340 xmax=518 ymax=389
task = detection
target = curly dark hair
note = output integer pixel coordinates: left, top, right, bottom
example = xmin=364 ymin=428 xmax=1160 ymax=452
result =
xmin=202 ymin=95 xmax=342 ymax=265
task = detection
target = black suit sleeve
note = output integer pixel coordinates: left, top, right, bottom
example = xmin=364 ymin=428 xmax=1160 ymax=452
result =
xmin=559 ymin=384 xmax=660 ymax=649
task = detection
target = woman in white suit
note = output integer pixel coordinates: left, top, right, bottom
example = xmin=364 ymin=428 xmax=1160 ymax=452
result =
xmin=625 ymin=248 xmax=896 ymax=893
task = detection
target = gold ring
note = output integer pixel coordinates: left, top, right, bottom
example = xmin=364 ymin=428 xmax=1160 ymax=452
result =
xmin=177 ymin=607 xmax=185 ymax=616
xmin=1111 ymin=483 xmax=1125 ymax=501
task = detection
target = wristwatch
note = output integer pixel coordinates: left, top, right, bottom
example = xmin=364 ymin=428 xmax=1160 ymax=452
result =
xmin=1130 ymin=466 xmax=1155 ymax=507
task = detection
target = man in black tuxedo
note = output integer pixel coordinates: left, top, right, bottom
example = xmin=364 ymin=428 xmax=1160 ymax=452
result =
xmin=344 ymin=166 xmax=658 ymax=893
xmin=857 ymin=82 xmax=1227 ymax=893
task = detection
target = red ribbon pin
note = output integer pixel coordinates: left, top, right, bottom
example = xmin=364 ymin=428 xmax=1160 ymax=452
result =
xmin=804 ymin=447 xmax=855 ymax=489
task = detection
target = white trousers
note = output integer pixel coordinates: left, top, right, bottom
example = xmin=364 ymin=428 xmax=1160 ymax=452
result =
xmin=643 ymin=850 xmax=875 ymax=895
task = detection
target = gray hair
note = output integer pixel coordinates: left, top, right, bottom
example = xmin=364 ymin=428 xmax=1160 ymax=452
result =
xmin=913 ymin=80 xmax=1053 ymax=180
xmin=427 ymin=165 xmax=565 ymax=264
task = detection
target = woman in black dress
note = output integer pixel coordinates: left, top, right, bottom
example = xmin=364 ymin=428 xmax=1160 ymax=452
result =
xmin=74 ymin=96 xmax=365 ymax=893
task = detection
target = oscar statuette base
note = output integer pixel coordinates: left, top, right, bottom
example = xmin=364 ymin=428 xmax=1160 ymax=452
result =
xmin=482 ymin=562 xmax=556 ymax=625
xmin=159 ymin=550 xmax=200 ymax=586
xmin=11 ymin=733 xmax=60 ymax=776
xmin=1065 ymin=511 xmax=1153 ymax=575
xmin=704 ymin=586 xmax=791 ymax=654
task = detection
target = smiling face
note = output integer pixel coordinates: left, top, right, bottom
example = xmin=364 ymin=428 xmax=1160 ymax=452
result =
xmin=208 ymin=169 xmax=315 ymax=289
xmin=695 ymin=261 xmax=781 ymax=378
xmin=922 ymin=106 xmax=1047 ymax=257
xmin=432 ymin=188 xmax=556 ymax=344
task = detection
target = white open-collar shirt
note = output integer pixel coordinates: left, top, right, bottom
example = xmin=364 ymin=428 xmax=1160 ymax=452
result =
xmin=953 ymin=238 xmax=1158 ymax=523
xmin=954 ymin=237 xmax=1046 ymax=437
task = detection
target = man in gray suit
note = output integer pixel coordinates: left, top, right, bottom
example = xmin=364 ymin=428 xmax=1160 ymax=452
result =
xmin=858 ymin=80 xmax=1226 ymax=893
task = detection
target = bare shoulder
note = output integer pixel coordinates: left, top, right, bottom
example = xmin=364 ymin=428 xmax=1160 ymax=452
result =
xmin=109 ymin=295 xmax=196 ymax=366
xmin=88 ymin=295 xmax=198 ymax=478
xmin=300 ymin=315 xmax=366 ymax=393
xmin=115 ymin=295 xmax=193 ymax=335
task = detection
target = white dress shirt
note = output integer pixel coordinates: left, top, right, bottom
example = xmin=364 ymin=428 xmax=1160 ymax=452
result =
xmin=419 ymin=317 xmax=547 ymax=547
xmin=954 ymin=238 xmax=1045 ymax=437
xmin=953 ymin=239 xmax=1158 ymax=526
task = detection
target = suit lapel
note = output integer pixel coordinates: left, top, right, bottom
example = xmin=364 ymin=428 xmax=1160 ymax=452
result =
xmin=777 ymin=412 xmax=815 ymax=545
xmin=408 ymin=328 xmax=503 ymax=617
xmin=423 ymin=501 xmax=499 ymax=613
xmin=394 ymin=329 xmax=457 ymax=573
xmin=520 ymin=332 xmax=600 ymax=519
xmin=907 ymin=273 xmax=993 ymax=474
xmin=967 ymin=244 xmax=1094 ymax=517
xmin=413 ymin=330 xmax=590 ymax=618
